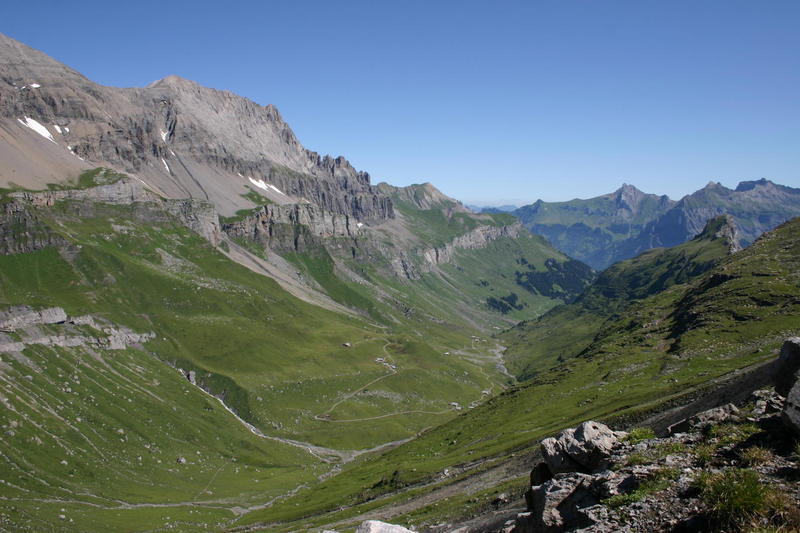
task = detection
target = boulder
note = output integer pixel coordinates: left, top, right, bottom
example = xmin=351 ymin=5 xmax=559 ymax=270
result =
xmin=541 ymin=421 xmax=623 ymax=474
xmin=775 ymin=338 xmax=800 ymax=397
xmin=783 ymin=381 xmax=800 ymax=435
xmin=529 ymin=473 xmax=599 ymax=532
xmin=668 ymin=403 xmax=740 ymax=434
xmin=355 ymin=520 xmax=413 ymax=533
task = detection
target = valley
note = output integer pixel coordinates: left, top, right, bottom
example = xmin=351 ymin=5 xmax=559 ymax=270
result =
xmin=0 ymin=29 xmax=799 ymax=533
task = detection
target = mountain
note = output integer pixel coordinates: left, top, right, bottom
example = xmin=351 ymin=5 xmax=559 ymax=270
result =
xmin=618 ymin=179 xmax=800 ymax=258
xmin=502 ymin=214 xmax=740 ymax=380
xmin=0 ymin=35 xmax=595 ymax=531
xmin=0 ymin=32 xmax=593 ymax=327
xmin=466 ymin=204 xmax=519 ymax=213
xmin=514 ymin=180 xmax=800 ymax=270
xmin=0 ymin=33 xmax=390 ymax=222
xmin=513 ymin=184 xmax=675 ymax=269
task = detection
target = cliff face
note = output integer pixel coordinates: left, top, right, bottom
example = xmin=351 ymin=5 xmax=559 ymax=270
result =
xmin=222 ymin=203 xmax=364 ymax=252
xmin=0 ymin=33 xmax=393 ymax=222
xmin=389 ymin=223 xmax=524 ymax=280
xmin=5 ymin=176 xmax=221 ymax=247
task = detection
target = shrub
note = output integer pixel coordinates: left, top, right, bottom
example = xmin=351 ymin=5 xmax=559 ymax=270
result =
xmin=695 ymin=443 xmax=717 ymax=466
xmin=695 ymin=469 xmax=770 ymax=529
xmin=625 ymin=427 xmax=655 ymax=444
xmin=740 ymin=446 xmax=772 ymax=467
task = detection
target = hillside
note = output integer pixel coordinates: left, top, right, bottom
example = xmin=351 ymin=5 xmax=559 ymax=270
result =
xmin=502 ymin=214 xmax=740 ymax=379
xmin=514 ymin=180 xmax=800 ymax=270
xmin=235 ymin=216 xmax=800 ymax=531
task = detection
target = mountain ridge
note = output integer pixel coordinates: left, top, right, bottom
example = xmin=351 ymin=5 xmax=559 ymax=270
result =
xmin=514 ymin=178 xmax=800 ymax=269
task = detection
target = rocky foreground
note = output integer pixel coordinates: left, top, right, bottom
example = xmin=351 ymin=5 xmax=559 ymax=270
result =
xmin=502 ymin=338 xmax=800 ymax=533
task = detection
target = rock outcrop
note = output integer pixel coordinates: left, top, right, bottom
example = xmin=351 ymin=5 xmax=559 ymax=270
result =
xmin=0 ymin=306 xmax=66 ymax=331
xmin=421 ymin=224 xmax=523 ymax=266
xmin=540 ymin=421 xmax=625 ymax=475
xmin=0 ymin=306 xmax=154 ymax=352
xmin=7 ymin=176 xmax=221 ymax=246
xmin=222 ymin=203 xmax=364 ymax=252
xmin=510 ymin=392 xmax=800 ymax=533
xmin=779 ymin=338 xmax=800 ymax=434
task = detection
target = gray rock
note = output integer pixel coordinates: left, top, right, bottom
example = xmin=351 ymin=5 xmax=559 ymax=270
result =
xmin=775 ymin=338 xmax=800 ymax=397
xmin=530 ymin=473 xmax=599 ymax=532
xmin=542 ymin=421 xmax=624 ymax=474
xmin=668 ymin=403 xmax=740 ymax=434
xmin=783 ymin=381 xmax=800 ymax=435
xmin=0 ymin=306 xmax=67 ymax=331
xmin=354 ymin=520 xmax=413 ymax=533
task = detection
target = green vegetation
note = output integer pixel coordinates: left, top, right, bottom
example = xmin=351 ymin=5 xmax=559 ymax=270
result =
xmin=604 ymin=467 xmax=680 ymax=508
xmin=235 ymin=217 xmax=799 ymax=530
xmin=503 ymin=215 xmax=741 ymax=379
xmin=2 ymin=170 xmax=799 ymax=531
xmin=695 ymin=469 xmax=774 ymax=530
xmin=624 ymin=427 xmax=656 ymax=444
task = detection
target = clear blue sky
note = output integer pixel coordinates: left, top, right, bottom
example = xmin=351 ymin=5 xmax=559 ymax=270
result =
xmin=4 ymin=1 xmax=799 ymax=205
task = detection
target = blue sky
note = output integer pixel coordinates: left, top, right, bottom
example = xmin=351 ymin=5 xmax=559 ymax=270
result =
xmin=4 ymin=1 xmax=799 ymax=205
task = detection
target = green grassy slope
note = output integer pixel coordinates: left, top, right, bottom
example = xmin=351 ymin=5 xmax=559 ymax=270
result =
xmin=502 ymin=215 xmax=737 ymax=379
xmin=236 ymin=216 xmax=800 ymax=531
xmin=0 ymin=192 xmax=515 ymax=530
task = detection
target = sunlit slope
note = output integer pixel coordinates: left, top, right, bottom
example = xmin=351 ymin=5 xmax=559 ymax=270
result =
xmin=502 ymin=215 xmax=738 ymax=379
xmin=237 ymin=216 xmax=800 ymax=531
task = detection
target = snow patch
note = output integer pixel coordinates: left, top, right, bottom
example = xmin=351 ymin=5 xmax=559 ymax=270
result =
xmin=248 ymin=178 xmax=289 ymax=197
xmin=160 ymin=130 xmax=168 ymax=142
xmin=29 ymin=83 xmax=41 ymax=88
xmin=237 ymin=172 xmax=243 ymax=178
xmin=356 ymin=222 xmax=364 ymax=228
xmin=53 ymin=124 xmax=62 ymax=134
xmin=248 ymin=177 xmax=269 ymax=192
xmin=64 ymin=126 xmax=70 ymax=133
xmin=161 ymin=158 xmax=170 ymax=174
xmin=18 ymin=117 xmax=56 ymax=143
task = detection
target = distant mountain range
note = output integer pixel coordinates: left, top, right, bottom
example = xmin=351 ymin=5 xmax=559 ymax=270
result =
xmin=467 ymin=204 xmax=518 ymax=213
xmin=511 ymin=180 xmax=800 ymax=270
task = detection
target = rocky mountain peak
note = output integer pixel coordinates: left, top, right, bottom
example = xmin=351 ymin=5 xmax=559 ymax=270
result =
xmin=694 ymin=214 xmax=741 ymax=253
xmin=613 ymin=182 xmax=644 ymax=207
xmin=0 ymin=32 xmax=393 ymax=223
xmin=735 ymin=178 xmax=774 ymax=192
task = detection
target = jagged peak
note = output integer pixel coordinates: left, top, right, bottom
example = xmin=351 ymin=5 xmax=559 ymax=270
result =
xmin=616 ymin=183 xmax=642 ymax=194
xmin=693 ymin=214 xmax=741 ymax=252
xmin=735 ymin=178 xmax=775 ymax=192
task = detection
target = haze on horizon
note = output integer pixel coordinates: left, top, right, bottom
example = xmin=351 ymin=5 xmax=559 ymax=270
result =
xmin=3 ymin=0 xmax=799 ymax=205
